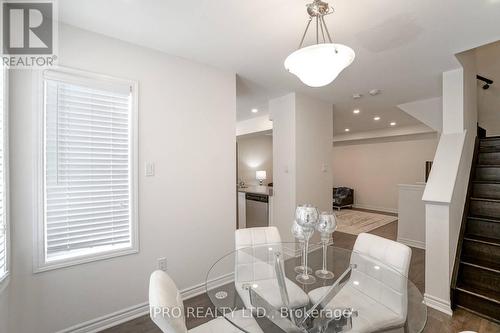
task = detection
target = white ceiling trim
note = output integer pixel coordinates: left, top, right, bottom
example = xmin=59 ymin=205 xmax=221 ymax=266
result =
xmin=333 ymin=124 xmax=435 ymax=143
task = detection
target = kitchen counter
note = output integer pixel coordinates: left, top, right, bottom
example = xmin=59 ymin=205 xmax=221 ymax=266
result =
xmin=238 ymin=185 xmax=273 ymax=196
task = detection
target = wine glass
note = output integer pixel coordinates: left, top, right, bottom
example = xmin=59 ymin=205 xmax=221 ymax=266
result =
xmin=315 ymin=212 xmax=337 ymax=279
xmin=295 ymin=204 xmax=319 ymax=284
xmin=291 ymin=221 xmax=312 ymax=274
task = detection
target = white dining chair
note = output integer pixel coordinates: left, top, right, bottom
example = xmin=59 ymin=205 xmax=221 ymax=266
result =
xmin=235 ymin=226 xmax=282 ymax=250
xmin=149 ymin=270 xmax=263 ymax=333
xmin=234 ymin=227 xmax=310 ymax=310
xmin=308 ymin=233 xmax=412 ymax=333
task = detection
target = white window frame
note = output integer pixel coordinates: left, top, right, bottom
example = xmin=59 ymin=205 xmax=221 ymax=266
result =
xmin=33 ymin=67 xmax=139 ymax=273
xmin=0 ymin=67 xmax=10 ymax=292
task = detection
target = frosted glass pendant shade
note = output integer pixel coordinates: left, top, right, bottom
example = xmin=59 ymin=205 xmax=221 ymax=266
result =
xmin=284 ymin=43 xmax=355 ymax=87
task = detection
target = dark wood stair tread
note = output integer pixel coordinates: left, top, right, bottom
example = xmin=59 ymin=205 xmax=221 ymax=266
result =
xmin=470 ymin=197 xmax=500 ymax=203
xmin=456 ymin=283 xmax=500 ymax=304
xmin=468 ymin=215 xmax=500 ymax=224
xmin=463 ymin=234 xmax=500 ymax=246
xmin=454 ymin=136 xmax=500 ymax=320
xmin=461 ymin=257 xmax=500 ymax=273
xmin=481 ymin=136 xmax=500 ymax=141
xmin=472 ymin=180 xmax=500 ymax=184
xmin=479 ymin=147 xmax=500 ymax=153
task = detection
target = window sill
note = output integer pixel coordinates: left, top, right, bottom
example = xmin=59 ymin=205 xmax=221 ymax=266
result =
xmin=34 ymin=246 xmax=139 ymax=274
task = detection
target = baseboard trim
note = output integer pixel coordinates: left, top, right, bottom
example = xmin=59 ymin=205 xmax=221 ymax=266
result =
xmin=352 ymin=204 xmax=398 ymax=214
xmin=56 ymin=302 xmax=150 ymax=333
xmin=56 ymin=272 xmax=234 ymax=333
xmin=182 ymin=272 xmax=233 ymax=300
xmin=424 ymin=293 xmax=453 ymax=316
xmin=397 ymin=237 xmax=426 ymax=250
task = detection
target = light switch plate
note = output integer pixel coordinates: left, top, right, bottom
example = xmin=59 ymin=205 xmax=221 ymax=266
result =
xmin=145 ymin=162 xmax=155 ymax=176
xmin=157 ymin=257 xmax=167 ymax=271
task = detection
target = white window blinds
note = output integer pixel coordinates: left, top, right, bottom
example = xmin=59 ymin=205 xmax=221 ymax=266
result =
xmin=0 ymin=69 xmax=6 ymax=280
xmin=43 ymin=71 xmax=136 ymax=263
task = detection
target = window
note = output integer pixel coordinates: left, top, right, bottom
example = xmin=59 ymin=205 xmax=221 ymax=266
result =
xmin=0 ymin=68 xmax=8 ymax=284
xmin=36 ymin=69 xmax=138 ymax=271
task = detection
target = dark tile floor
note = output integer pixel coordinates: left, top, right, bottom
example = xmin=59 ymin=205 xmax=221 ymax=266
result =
xmin=101 ymin=212 xmax=500 ymax=333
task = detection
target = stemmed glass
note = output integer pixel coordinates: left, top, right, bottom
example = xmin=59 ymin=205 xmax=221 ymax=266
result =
xmin=315 ymin=212 xmax=337 ymax=279
xmin=295 ymin=204 xmax=319 ymax=285
xmin=291 ymin=221 xmax=312 ymax=274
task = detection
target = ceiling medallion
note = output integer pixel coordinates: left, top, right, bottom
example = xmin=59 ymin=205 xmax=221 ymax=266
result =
xmin=284 ymin=0 xmax=355 ymax=88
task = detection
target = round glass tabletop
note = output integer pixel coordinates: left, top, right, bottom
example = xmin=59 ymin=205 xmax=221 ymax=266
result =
xmin=205 ymin=243 xmax=427 ymax=333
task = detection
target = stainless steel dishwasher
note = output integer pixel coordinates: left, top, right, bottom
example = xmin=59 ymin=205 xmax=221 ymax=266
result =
xmin=245 ymin=193 xmax=269 ymax=228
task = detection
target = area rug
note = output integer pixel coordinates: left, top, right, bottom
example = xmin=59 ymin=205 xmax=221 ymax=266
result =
xmin=334 ymin=210 xmax=397 ymax=235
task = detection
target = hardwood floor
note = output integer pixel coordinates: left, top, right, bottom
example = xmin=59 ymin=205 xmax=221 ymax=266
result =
xmin=101 ymin=214 xmax=500 ymax=333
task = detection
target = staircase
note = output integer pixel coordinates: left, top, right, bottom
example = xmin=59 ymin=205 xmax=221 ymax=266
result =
xmin=451 ymin=136 xmax=500 ymax=323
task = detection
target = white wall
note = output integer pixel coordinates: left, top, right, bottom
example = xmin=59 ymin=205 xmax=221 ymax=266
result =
xmin=270 ymin=94 xmax=296 ymax=242
xmin=333 ymin=134 xmax=439 ymax=212
xmin=442 ymin=69 xmax=465 ymax=134
xmin=477 ymin=41 xmax=500 ymax=136
xmin=270 ymin=93 xmax=333 ymax=242
xmin=237 ymin=134 xmax=273 ymax=185
xmin=423 ymin=49 xmax=477 ymax=315
xmin=397 ymin=184 xmax=427 ymax=249
xmin=0 ymin=287 xmax=8 ymax=333
xmin=449 ymin=50 xmax=478 ymax=274
xmin=295 ymin=93 xmax=333 ymax=214
xmin=423 ymin=131 xmax=467 ymax=315
xmin=6 ymin=24 xmax=236 ymax=333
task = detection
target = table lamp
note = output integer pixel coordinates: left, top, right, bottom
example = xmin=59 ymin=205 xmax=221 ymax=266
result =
xmin=256 ymin=170 xmax=266 ymax=185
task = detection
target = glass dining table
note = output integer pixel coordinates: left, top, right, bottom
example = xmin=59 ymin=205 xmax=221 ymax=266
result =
xmin=205 ymin=243 xmax=427 ymax=333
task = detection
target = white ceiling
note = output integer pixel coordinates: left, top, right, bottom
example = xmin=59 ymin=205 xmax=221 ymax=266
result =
xmin=58 ymin=0 xmax=500 ymax=133
xmin=236 ymin=76 xmax=275 ymax=121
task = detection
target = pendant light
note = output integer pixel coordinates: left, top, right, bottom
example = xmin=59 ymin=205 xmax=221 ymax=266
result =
xmin=284 ymin=0 xmax=355 ymax=88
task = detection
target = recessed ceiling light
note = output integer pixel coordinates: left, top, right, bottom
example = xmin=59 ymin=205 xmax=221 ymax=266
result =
xmin=374 ymin=116 xmax=381 ymax=121
xmin=251 ymin=108 xmax=259 ymax=113
xmin=390 ymin=122 xmax=397 ymax=126
xmin=353 ymin=109 xmax=360 ymax=114
xmin=345 ymin=128 xmax=350 ymax=132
